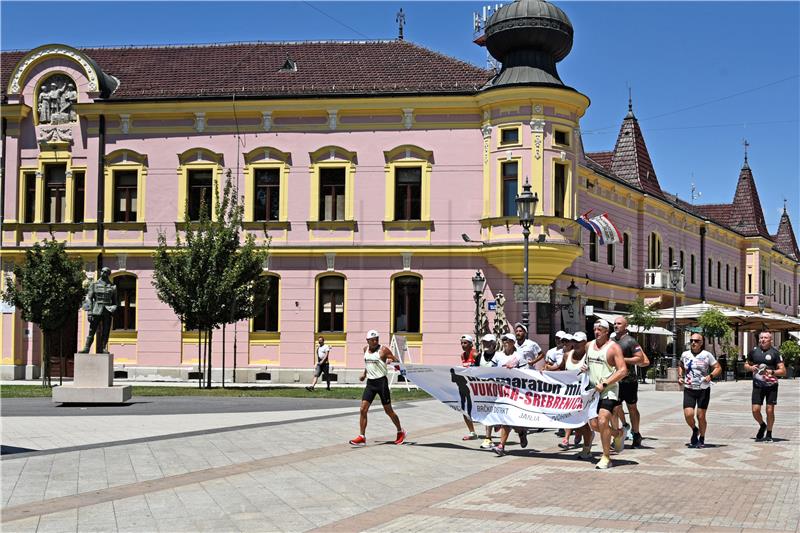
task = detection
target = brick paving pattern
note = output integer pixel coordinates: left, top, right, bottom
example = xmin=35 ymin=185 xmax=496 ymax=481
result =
xmin=1 ymin=380 xmax=797 ymax=532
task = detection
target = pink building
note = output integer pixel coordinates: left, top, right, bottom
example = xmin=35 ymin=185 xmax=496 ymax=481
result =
xmin=1 ymin=0 xmax=798 ymax=381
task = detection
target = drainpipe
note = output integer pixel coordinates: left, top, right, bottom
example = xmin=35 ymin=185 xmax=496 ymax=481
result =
xmin=1 ymin=116 xmax=6 ymax=249
xmin=699 ymin=225 xmax=707 ymax=302
xmin=96 ymin=115 xmax=105 ymax=270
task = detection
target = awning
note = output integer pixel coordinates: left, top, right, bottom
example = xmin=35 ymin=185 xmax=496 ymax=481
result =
xmin=593 ymin=311 xmax=674 ymax=336
xmin=652 ymin=303 xmax=800 ymax=331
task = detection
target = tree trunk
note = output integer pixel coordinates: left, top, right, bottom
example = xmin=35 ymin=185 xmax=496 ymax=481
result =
xmin=206 ymin=328 xmax=213 ymax=389
xmin=221 ymin=323 xmax=226 ymax=388
xmin=197 ymin=328 xmax=203 ymax=389
xmin=233 ymin=322 xmax=237 ymax=384
xmin=58 ymin=329 xmax=64 ymax=387
xmin=41 ymin=330 xmax=50 ymax=388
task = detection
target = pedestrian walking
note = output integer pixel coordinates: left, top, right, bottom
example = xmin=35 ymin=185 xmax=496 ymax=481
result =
xmin=678 ymin=334 xmax=721 ymax=448
xmin=306 ymin=336 xmax=331 ymax=391
xmin=745 ymin=331 xmax=786 ymax=442
xmin=458 ymin=334 xmax=478 ymax=440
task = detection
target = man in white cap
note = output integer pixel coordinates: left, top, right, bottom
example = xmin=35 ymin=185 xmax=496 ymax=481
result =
xmin=478 ymin=333 xmax=499 ymax=449
xmin=491 ymin=333 xmax=530 ymax=456
xmin=544 ymin=331 xmax=568 ymax=371
xmin=458 ymin=334 xmax=478 ymax=440
xmin=349 ymin=330 xmax=406 ymax=447
xmin=514 ymin=322 xmax=543 ymax=369
xmin=584 ymin=319 xmax=627 ymax=469
xmin=559 ymin=331 xmax=591 ymax=452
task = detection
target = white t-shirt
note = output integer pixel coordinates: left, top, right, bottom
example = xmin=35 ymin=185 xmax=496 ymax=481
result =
xmin=491 ymin=350 xmax=520 ymax=368
xmin=478 ymin=351 xmax=497 ymax=367
xmin=680 ymin=349 xmax=717 ymax=390
xmin=317 ymin=345 xmax=331 ymax=363
xmin=515 ymin=339 xmax=542 ymax=368
xmin=545 ymin=347 xmax=564 ymax=368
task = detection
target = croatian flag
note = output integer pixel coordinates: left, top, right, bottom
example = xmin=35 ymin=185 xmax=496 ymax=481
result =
xmin=577 ymin=211 xmax=623 ymax=245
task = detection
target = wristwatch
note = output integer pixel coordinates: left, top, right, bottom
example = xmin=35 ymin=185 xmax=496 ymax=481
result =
xmin=601 ymin=382 xmax=608 ymax=388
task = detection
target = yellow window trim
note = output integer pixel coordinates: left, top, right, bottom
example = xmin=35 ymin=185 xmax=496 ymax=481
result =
xmin=243 ymin=147 xmax=291 ymax=223
xmin=551 ymin=158 xmax=572 ymax=219
xmin=249 ymin=332 xmax=281 ymax=344
xmin=104 ymin=149 xmax=148 ymax=224
xmin=315 ymin=272 xmax=347 ymax=336
xmin=383 ymin=156 xmax=432 ymax=223
xmin=495 ymin=156 xmax=523 ymax=218
xmin=390 ymin=272 xmax=423 ymax=339
xmin=313 ymin=332 xmax=347 ymax=342
xmin=110 ymin=271 xmax=139 ymax=333
xmin=177 ymin=148 xmax=223 ymax=222
xmin=308 ymin=146 xmax=357 ymax=222
xmin=552 ymin=125 xmax=572 ymax=147
xmin=381 ymin=220 xmax=434 ymax=231
xmin=498 ymin=124 xmax=523 ymax=148
xmin=306 ymin=220 xmax=357 ymax=231
xmin=250 ymin=272 xmax=281 ymax=335
xmin=24 ymin=153 xmax=76 ymax=224
xmin=109 ymin=331 xmax=138 ymax=342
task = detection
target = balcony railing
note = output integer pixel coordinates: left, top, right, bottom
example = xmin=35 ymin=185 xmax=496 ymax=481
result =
xmin=644 ymin=268 xmax=685 ymax=292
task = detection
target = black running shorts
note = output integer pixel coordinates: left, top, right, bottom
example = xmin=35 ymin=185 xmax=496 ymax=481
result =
xmin=363 ymin=376 xmax=391 ymax=405
xmin=683 ymin=388 xmax=711 ymax=410
xmin=751 ymin=384 xmax=778 ymax=406
xmin=618 ymin=381 xmax=639 ymax=404
xmin=598 ymin=397 xmax=621 ymax=413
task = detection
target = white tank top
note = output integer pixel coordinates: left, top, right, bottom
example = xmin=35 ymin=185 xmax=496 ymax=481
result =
xmin=364 ymin=346 xmax=388 ymax=380
xmin=564 ymin=349 xmax=587 ymax=371
xmin=586 ymin=339 xmax=618 ymax=400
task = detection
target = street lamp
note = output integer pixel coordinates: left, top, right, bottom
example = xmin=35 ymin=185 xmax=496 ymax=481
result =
xmin=757 ymin=294 xmax=766 ymax=314
xmin=515 ymin=179 xmax=539 ymax=337
xmin=669 ymin=260 xmax=683 ymax=368
xmin=472 ymin=270 xmax=486 ymax=349
xmin=552 ymin=279 xmax=580 ymax=310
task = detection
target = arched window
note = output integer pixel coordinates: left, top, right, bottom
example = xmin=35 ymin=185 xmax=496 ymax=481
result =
xmin=623 ymin=233 xmax=631 ymax=269
xmin=317 ymin=275 xmax=344 ymax=332
xmin=112 ymin=275 xmax=137 ymax=331
xmin=392 ymin=275 xmax=421 ymax=333
xmin=253 ymin=275 xmax=279 ymax=332
xmin=648 ymin=233 xmax=661 ymax=269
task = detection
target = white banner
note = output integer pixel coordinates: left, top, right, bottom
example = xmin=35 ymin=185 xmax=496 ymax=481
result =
xmin=402 ymin=365 xmax=598 ymax=429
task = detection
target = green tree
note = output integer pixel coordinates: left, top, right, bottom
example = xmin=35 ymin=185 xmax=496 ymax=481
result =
xmin=152 ymin=171 xmax=268 ymax=388
xmin=697 ymin=308 xmax=733 ymax=355
xmin=626 ymin=297 xmax=657 ymax=345
xmin=2 ymin=238 xmax=86 ymax=386
xmin=779 ymin=340 xmax=800 ymax=374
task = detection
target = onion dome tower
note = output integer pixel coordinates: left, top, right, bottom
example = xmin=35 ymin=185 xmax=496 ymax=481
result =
xmin=482 ymin=0 xmax=574 ymax=89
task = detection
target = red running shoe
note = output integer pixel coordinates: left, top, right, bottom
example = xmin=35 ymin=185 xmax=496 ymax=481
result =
xmin=394 ymin=430 xmax=407 ymax=445
xmin=349 ymin=435 xmax=366 ymax=447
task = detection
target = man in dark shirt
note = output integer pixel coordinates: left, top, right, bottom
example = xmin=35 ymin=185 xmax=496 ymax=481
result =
xmin=745 ymin=331 xmax=786 ymax=442
xmin=613 ymin=317 xmax=647 ymax=447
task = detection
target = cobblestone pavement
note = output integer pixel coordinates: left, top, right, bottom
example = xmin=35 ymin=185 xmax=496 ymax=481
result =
xmin=1 ymin=380 xmax=798 ymax=532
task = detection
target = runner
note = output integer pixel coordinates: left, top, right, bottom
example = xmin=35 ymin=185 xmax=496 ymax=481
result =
xmin=745 ymin=331 xmax=786 ymax=442
xmin=491 ymin=333 xmax=530 ymax=456
xmin=584 ymin=320 xmax=627 ymax=469
xmin=306 ymin=336 xmax=331 ymax=392
xmin=348 ymin=330 xmax=406 ymax=447
xmin=478 ymin=334 xmax=499 ymax=449
xmin=544 ymin=331 xmax=568 ymax=371
xmin=612 ymin=317 xmax=648 ymax=447
xmin=678 ymin=333 xmax=720 ymax=448
xmin=514 ymin=322 xmax=543 ymax=369
xmin=458 ymin=334 xmax=478 ymax=441
xmin=558 ymin=331 xmax=591 ymax=453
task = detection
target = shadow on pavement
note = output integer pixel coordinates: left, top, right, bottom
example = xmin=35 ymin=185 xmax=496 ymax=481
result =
xmin=1 ymin=445 xmax=38 ymax=455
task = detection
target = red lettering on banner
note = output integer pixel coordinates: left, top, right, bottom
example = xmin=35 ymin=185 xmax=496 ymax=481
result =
xmin=545 ymin=395 xmax=554 ymax=408
xmin=470 ymin=384 xmax=480 ymax=395
xmin=511 ymin=388 xmax=519 ymax=401
xmin=532 ymin=393 xmax=541 ymax=407
xmin=524 ymin=391 xmax=533 ymax=405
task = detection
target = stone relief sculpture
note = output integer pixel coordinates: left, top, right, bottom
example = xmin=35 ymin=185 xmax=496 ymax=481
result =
xmin=37 ymin=74 xmax=77 ymax=125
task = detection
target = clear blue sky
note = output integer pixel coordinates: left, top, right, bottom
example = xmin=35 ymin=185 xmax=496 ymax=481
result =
xmin=3 ymin=1 xmax=798 ymax=231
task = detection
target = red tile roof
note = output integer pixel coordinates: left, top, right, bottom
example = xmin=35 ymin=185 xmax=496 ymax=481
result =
xmin=585 ymin=151 xmax=612 ymax=171
xmin=1 ymin=41 xmax=492 ymax=99
xmin=609 ymin=112 xmax=663 ymax=198
xmin=774 ymin=210 xmax=799 ymax=260
xmin=730 ymin=162 xmax=771 ymax=239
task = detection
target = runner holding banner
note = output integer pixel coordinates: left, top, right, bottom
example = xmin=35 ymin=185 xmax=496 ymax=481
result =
xmin=402 ymin=365 xmax=599 ymax=429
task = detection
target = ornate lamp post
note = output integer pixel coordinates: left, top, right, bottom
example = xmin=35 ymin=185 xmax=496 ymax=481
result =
xmin=515 ymin=180 xmax=539 ymax=337
xmin=669 ymin=260 xmax=683 ymax=368
xmin=550 ymin=279 xmax=580 ymax=337
xmin=757 ymin=294 xmax=767 ymax=314
xmin=472 ymin=270 xmax=487 ymax=349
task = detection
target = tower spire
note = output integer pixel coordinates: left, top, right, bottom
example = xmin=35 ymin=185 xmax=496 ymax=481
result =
xmin=626 ymin=84 xmax=634 ymax=118
xmin=742 ymin=138 xmax=750 ymax=167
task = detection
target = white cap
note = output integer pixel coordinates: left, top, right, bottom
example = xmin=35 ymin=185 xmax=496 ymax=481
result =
xmin=460 ymin=334 xmax=475 ymax=344
xmin=501 ymin=333 xmax=516 ymax=342
xmin=573 ymin=331 xmax=588 ymax=342
xmin=562 ymin=333 xmax=574 ymax=342
xmin=555 ymin=330 xmax=567 ymax=339
xmin=514 ymin=322 xmax=528 ymax=334
xmin=594 ymin=319 xmax=610 ymax=330
xmin=366 ymin=329 xmax=379 ymax=340
xmin=481 ymin=333 xmax=497 ymax=343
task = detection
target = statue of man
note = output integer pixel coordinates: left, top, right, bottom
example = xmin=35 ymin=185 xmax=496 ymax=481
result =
xmin=80 ymin=267 xmax=118 ymax=354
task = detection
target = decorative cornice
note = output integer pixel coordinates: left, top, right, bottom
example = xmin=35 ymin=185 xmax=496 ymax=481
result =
xmin=8 ymin=45 xmax=100 ymax=94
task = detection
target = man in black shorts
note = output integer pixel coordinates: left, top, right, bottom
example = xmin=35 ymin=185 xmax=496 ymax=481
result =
xmin=745 ymin=331 xmax=786 ymax=442
xmin=613 ymin=317 xmax=647 ymax=447
xmin=678 ymin=334 xmax=720 ymax=447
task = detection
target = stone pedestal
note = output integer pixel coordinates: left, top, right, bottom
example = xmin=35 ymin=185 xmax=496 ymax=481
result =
xmin=655 ymin=367 xmax=682 ymax=391
xmin=52 ymin=353 xmax=132 ymax=404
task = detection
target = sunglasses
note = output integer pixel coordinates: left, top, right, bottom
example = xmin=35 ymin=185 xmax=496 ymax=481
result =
xmin=689 ymin=339 xmax=703 ymax=343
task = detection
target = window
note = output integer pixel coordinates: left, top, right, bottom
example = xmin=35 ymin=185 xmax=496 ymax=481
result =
xmin=73 ymin=171 xmax=85 ymax=223
xmin=253 ymin=276 xmax=279 ymax=332
xmin=726 ymin=265 xmax=730 ymax=291
xmin=717 ymin=262 xmax=721 ymax=289
xmin=589 ymin=232 xmax=597 ymax=262
xmin=554 ymin=163 xmax=567 ymax=218
xmin=691 ymin=254 xmax=696 ymax=284
xmin=44 ymin=164 xmax=67 ymax=223
xmin=773 ymin=280 xmax=776 ymax=300
xmin=536 ymin=302 xmax=552 ymax=335
xmin=668 ymin=247 xmax=674 ymax=268
xmin=112 ymin=275 xmax=136 ymax=331
xmin=501 ymin=161 xmax=518 ymax=217
xmin=254 ymin=168 xmax=280 ymax=221
xmin=734 ymin=267 xmax=738 ymax=293
xmin=607 ymin=243 xmax=614 ymax=266
xmin=317 ymin=276 xmax=344 ymax=332
xmin=113 ymin=170 xmax=138 ymax=222
xmin=24 ymin=172 xmax=36 ymax=223
xmin=319 ymin=167 xmax=346 ymax=221
xmin=648 ymin=233 xmax=661 ymax=269
xmin=708 ymin=259 xmax=713 ymax=287
xmin=394 ymin=167 xmax=422 ymax=221
xmin=623 ymin=233 xmax=630 ymax=269
xmin=760 ymin=269 xmax=766 ymax=295
xmin=554 ymin=129 xmax=569 ymax=146
xmin=393 ymin=276 xmax=421 ymax=333
xmin=680 ymin=250 xmax=685 ymax=271
xmin=500 ymin=128 xmax=519 ymax=145
xmin=187 ymin=169 xmax=213 ymax=221
xmin=748 ymin=273 xmax=752 ymax=293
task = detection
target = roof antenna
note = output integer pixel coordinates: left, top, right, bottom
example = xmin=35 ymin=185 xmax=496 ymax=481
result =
xmin=690 ymin=176 xmax=702 ymax=205
xmin=626 ymin=83 xmax=634 ymax=118
xmin=784 ymin=198 xmax=788 ymax=214
xmin=742 ymin=138 xmax=750 ymax=165
xmin=396 ymin=8 xmax=406 ymax=40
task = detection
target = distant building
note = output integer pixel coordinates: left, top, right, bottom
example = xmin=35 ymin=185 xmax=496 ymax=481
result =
xmin=1 ymin=0 xmax=797 ymax=381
